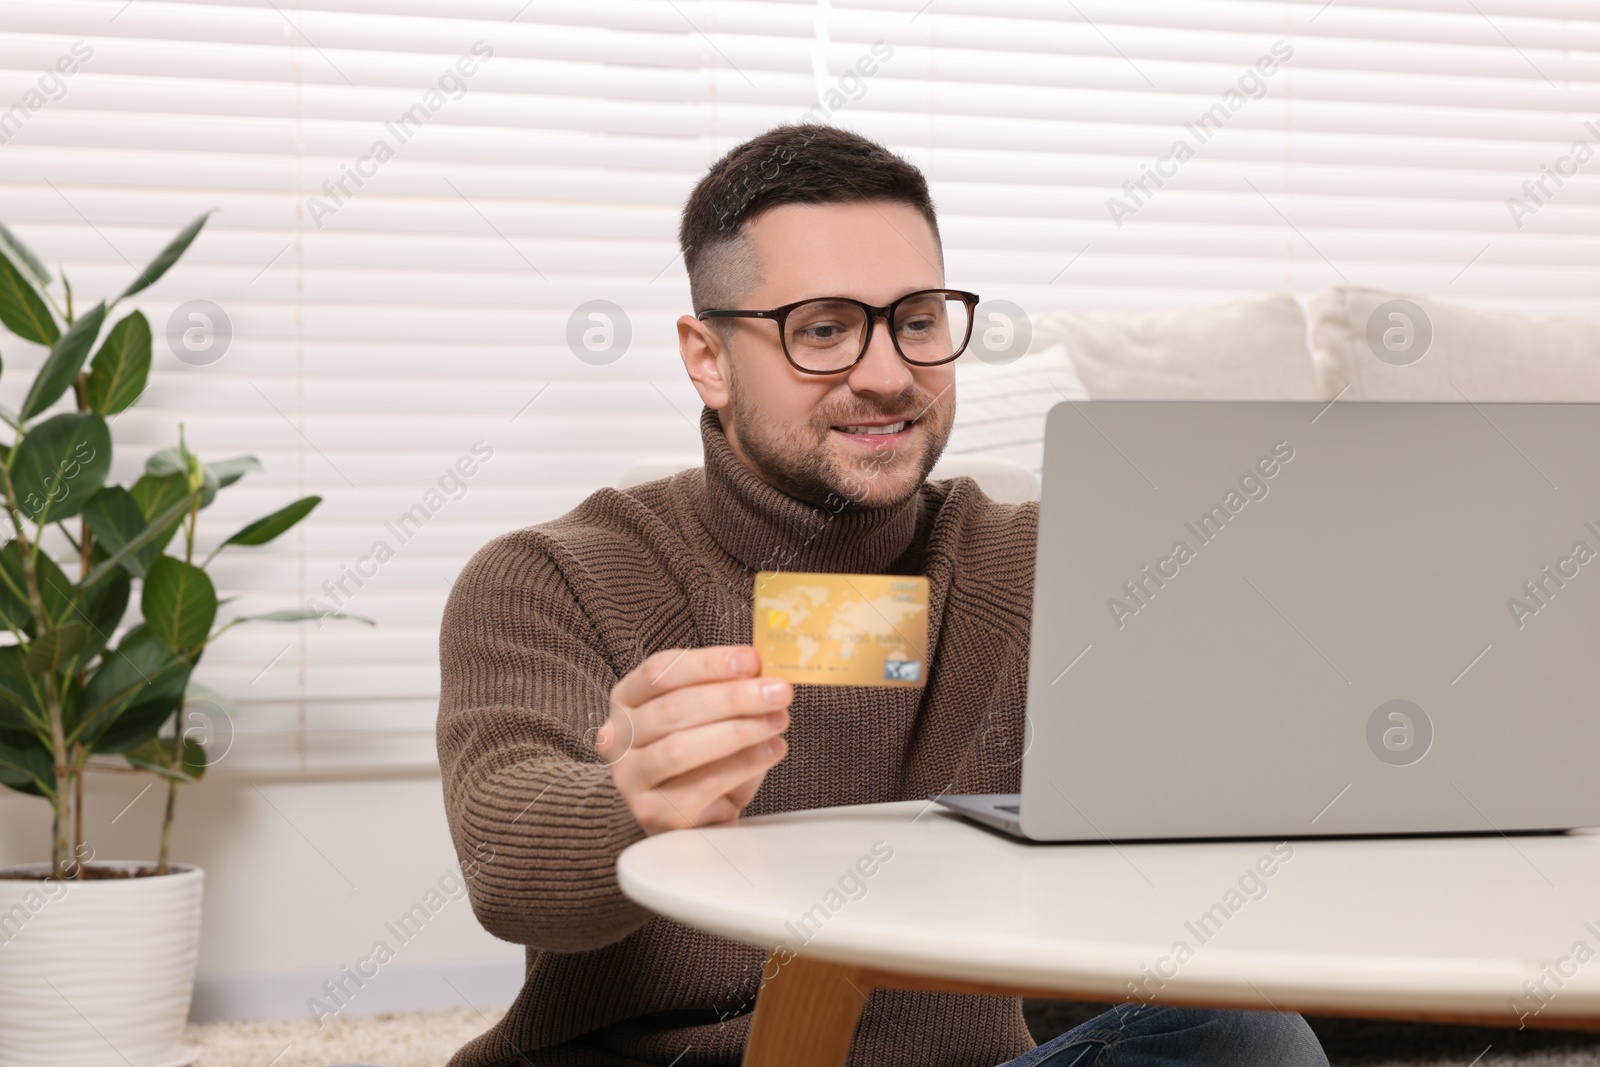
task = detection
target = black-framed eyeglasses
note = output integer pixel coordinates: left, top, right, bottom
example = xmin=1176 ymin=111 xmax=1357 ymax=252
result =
xmin=696 ymin=288 xmax=981 ymax=375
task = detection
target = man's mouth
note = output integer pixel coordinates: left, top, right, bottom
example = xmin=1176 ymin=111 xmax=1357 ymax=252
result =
xmin=831 ymin=417 xmax=917 ymax=446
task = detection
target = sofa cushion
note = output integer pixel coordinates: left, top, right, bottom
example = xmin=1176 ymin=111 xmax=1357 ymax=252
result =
xmin=1044 ymin=294 xmax=1320 ymax=400
xmin=1308 ymin=285 xmax=1600 ymax=400
xmin=947 ymin=340 xmax=1087 ymax=477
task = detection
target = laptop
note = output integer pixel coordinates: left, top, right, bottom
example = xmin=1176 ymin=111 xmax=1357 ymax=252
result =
xmin=939 ymin=400 xmax=1600 ymax=842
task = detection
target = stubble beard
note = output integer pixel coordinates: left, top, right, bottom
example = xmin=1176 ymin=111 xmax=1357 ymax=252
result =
xmin=725 ymin=363 xmax=954 ymax=510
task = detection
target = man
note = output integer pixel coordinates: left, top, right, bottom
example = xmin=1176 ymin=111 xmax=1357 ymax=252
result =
xmin=437 ymin=124 xmax=1329 ymax=1066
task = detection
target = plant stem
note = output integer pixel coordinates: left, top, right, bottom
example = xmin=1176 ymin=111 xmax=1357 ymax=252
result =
xmin=157 ymin=776 xmax=178 ymax=876
xmin=185 ymin=498 xmax=199 ymax=567
xmin=72 ymin=744 xmax=83 ymax=879
xmin=75 ymin=374 xmax=92 ymax=578
xmin=2 ymin=470 xmax=46 ymax=624
xmin=48 ymin=693 xmax=71 ymax=879
xmin=49 ymin=794 xmax=60 ymax=880
xmin=3 ymin=425 xmax=69 ymax=878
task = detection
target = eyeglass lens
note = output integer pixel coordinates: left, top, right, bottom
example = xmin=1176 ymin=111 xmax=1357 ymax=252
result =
xmin=782 ymin=293 xmax=972 ymax=372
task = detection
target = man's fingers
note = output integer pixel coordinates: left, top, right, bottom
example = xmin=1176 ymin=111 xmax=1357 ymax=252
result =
xmin=720 ymin=766 xmax=768 ymax=813
xmin=655 ymin=736 xmax=787 ymax=829
xmin=612 ymin=645 xmax=759 ymax=708
xmin=627 ymin=675 xmax=792 ymax=749
xmin=626 ymin=710 xmax=789 ymax=790
xmin=593 ymin=714 xmax=634 ymax=766
xmin=697 ymin=795 xmax=741 ymax=826
xmin=606 ymin=645 xmax=795 ymax=835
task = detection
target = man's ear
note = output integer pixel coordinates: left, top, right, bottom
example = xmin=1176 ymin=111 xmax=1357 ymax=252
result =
xmin=678 ymin=314 xmax=732 ymax=410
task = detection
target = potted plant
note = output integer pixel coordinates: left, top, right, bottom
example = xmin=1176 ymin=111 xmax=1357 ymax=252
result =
xmin=0 ymin=215 xmax=367 ymax=1067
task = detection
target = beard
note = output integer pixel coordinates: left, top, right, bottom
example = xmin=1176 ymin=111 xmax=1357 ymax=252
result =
xmin=725 ymin=362 xmax=955 ymax=511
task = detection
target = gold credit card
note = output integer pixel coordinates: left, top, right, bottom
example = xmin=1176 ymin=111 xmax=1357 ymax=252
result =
xmin=752 ymin=571 xmax=929 ymax=687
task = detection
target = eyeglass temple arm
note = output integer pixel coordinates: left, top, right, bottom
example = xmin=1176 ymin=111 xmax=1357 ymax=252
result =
xmin=696 ymin=309 xmax=778 ymax=321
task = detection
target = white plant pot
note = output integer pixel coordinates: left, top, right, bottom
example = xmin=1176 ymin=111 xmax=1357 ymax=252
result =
xmin=0 ymin=862 xmax=203 ymax=1067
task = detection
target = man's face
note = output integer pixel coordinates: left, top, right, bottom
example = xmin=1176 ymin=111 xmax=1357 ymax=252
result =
xmin=678 ymin=200 xmax=957 ymax=510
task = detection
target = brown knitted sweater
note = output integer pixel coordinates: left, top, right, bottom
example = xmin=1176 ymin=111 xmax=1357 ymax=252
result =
xmin=437 ymin=406 xmax=1040 ymax=1067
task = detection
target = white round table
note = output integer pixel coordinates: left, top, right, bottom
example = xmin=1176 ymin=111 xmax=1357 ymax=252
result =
xmin=617 ymin=800 xmax=1600 ymax=1066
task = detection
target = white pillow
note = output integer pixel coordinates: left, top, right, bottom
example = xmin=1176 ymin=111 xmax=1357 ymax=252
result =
xmin=1308 ymin=285 xmax=1600 ymax=401
xmin=615 ymin=458 xmax=699 ymax=490
xmin=1044 ymin=294 xmax=1321 ymax=400
xmin=947 ymin=340 xmax=1088 ymax=477
xmin=928 ymin=455 xmax=1039 ymax=503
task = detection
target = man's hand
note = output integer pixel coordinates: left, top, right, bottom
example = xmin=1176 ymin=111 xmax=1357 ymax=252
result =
xmin=597 ymin=645 xmax=792 ymax=835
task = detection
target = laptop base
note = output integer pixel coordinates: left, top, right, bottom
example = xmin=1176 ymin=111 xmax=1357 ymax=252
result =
xmin=936 ymin=793 xmax=1025 ymax=838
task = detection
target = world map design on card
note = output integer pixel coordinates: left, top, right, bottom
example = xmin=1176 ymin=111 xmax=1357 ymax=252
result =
xmin=752 ymin=571 xmax=929 ymax=687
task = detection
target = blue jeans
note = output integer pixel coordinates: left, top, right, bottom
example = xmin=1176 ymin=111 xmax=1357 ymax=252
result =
xmin=998 ymin=1002 xmax=1329 ymax=1066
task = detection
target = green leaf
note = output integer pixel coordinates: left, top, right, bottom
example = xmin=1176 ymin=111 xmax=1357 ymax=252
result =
xmin=0 ymin=401 xmax=20 ymax=434
xmin=0 ymin=221 xmax=51 ymax=290
xmin=141 ymin=555 xmax=217 ymax=655
xmin=144 ymin=448 xmax=184 ymax=478
xmin=0 ymin=540 xmax=75 ymax=635
xmin=130 ymin=469 xmax=190 ymax=522
xmin=0 ymin=253 xmax=59 ymax=346
xmin=19 ymin=302 xmax=106 ymax=421
xmin=207 ymin=455 xmax=261 ymax=489
xmin=118 ymin=211 xmax=211 ymax=302
xmin=85 ymin=311 xmax=151 ymax=416
xmin=74 ymin=625 xmax=190 ymax=748
xmin=124 ymin=736 xmax=182 ymax=780
xmin=136 ymin=455 xmax=220 ymax=510
xmin=83 ymin=486 xmax=161 ymax=578
xmin=181 ymin=733 xmax=208 ymax=779
xmin=96 ymin=690 xmax=185 ymax=753
xmin=33 ymin=548 xmax=76 ymax=629
xmin=76 ymin=485 xmax=201 ymax=592
xmin=198 ymin=464 xmax=219 ymax=509
xmin=72 ymin=562 xmax=129 ymax=668
xmin=238 ymin=608 xmax=375 ymax=625
xmin=127 ymin=467 xmax=193 ymax=546
xmin=9 ymin=412 xmax=112 ymax=523
xmin=122 ymin=733 xmax=207 ymax=783
xmin=121 ymin=735 xmax=174 ymax=774
xmin=222 ymin=496 xmax=321 ymax=548
xmin=0 ymin=541 xmax=33 ymax=634
xmin=0 ymin=645 xmax=45 ymax=733
xmin=25 ymin=621 xmax=89 ymax=677
xmin=0 ymin=728 xmax=53 ymax=797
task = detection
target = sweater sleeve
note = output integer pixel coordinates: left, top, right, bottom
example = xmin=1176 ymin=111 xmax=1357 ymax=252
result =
xmin=436 ymin=529 xmax=653 ymax=953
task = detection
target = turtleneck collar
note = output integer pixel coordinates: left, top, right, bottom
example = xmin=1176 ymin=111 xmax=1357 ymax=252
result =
xmin=686 ymin=406 xmax=928 ymax=575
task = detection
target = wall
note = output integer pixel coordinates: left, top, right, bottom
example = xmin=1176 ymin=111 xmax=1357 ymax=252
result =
xmin=0 ymin=766 xmax=524 ymax=1023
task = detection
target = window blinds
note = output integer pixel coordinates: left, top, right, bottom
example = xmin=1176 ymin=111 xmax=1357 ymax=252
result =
xmin=1 ymin=0 xmax=1595 ymax=773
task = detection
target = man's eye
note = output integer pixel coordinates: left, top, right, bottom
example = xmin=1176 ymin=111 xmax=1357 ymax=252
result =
xmin=798 ymin=324 xmax=847 ymax=343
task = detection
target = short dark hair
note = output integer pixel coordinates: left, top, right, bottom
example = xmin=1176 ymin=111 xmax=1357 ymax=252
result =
xmin=678 ymin=124 xmax=942 ymax=316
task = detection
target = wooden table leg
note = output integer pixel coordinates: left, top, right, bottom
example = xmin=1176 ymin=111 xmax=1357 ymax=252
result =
xmin=742 ymin=953 xmax=872 ymax=1067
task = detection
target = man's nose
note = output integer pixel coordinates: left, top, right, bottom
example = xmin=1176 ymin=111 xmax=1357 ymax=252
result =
xmin=844 ymin=314 xmax=914 ymax=396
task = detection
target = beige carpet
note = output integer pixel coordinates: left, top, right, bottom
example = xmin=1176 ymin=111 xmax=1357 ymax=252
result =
xmin=182 ymin=1007 xmax=506 ymax=1067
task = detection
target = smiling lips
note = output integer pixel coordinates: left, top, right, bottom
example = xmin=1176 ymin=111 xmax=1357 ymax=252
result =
xmin=831 ymin=417 xmax=917 ymax=446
